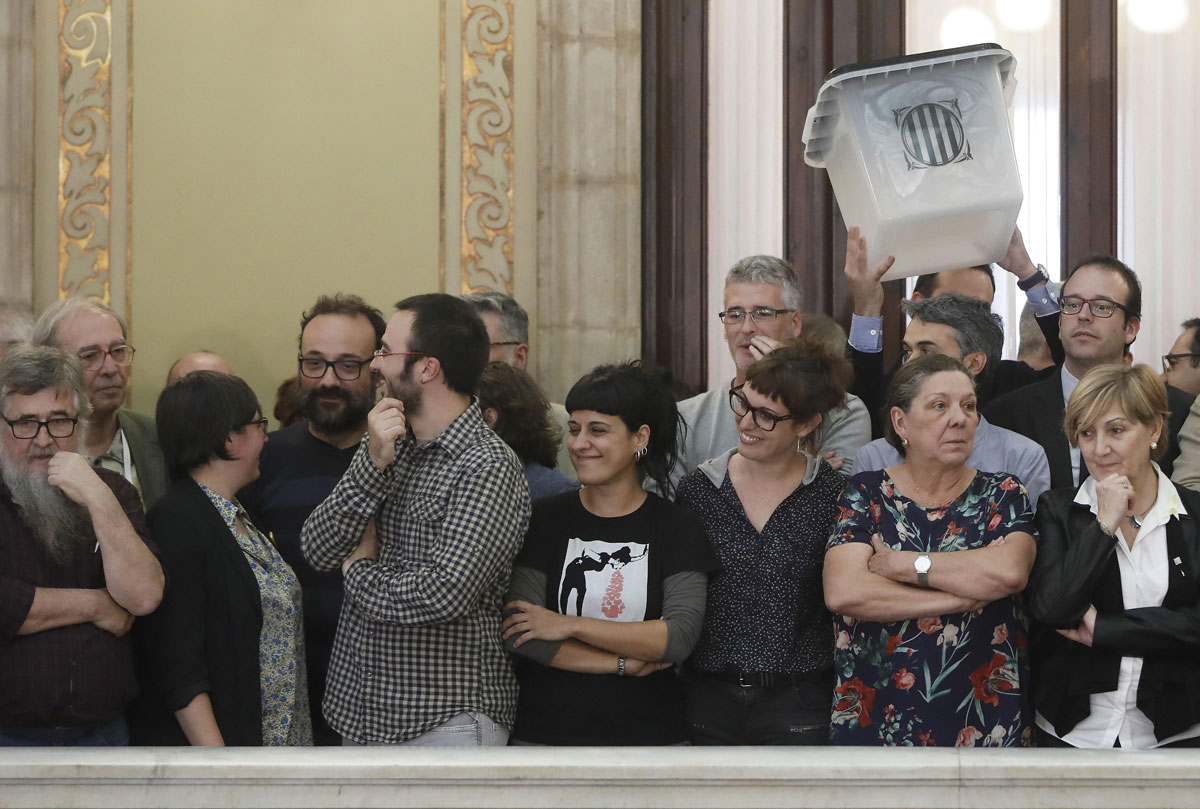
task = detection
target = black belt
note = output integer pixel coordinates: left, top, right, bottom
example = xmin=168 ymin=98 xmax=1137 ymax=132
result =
xmin=703 ymin=668 xmax=832 ymax=688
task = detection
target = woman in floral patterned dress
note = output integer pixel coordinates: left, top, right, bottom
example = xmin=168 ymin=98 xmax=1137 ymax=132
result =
xmin=823 ymin=355 xmax=1037 ymax=746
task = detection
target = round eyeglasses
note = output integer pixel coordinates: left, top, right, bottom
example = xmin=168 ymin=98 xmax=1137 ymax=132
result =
xmin=728 ymin=385 xmax=794 ymax=431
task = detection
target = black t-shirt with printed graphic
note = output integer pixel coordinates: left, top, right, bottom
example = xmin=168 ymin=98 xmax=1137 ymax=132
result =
xmin=510 ymin=490 xmax=717 ymax=745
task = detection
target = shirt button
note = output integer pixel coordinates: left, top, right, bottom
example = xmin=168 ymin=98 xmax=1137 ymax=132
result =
xmin=869 ymin=329 xmax=878 ymax=336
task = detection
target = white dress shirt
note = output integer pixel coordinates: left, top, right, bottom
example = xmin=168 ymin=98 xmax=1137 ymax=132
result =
xmin=1035 ymin=465 xmax=1196 ymax=748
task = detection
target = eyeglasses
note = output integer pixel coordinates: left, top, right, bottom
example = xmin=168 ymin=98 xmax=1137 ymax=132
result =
xmin=728 ymin=385 xmax=794 ymax=432
xmin=1058 ymin=296 xmax=1127 ymax=319
xmin=1163 ymin=352 xmax=1200 ymax=373
xmin=239 ymin=417 xmax=269 ymax=433
xmin=372 ymin=349 xmax=426 ymax=360
xmin=77 ymin=344 xmax=135 ymax=372
xmin=298 ymin=356 xmax=372 ymax=381
xmin=490 ymin=341 xmax=521 ymax=348
xmin=2 ymin=416 xmax=79 ymax=440
xmin=718 ymin=307 xmax=795 ymax=325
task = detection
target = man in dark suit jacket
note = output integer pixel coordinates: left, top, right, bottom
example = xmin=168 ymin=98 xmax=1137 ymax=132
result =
xmin=33 ymin=298 xmax=169 ymax=508
xmin=986 ymin=255 xmax=1189 ymax=489
xmin=845 ymin=226 xmax=1062 ymax=436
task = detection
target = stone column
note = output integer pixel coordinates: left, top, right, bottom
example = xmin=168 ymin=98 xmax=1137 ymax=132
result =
xmin=535 ymin=0 xmax=640 ymax=401
xmin=0 ymin=0 xmax=34 ymax=309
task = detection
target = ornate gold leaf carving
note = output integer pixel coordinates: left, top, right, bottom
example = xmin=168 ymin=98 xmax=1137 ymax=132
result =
xmin=58 ymin=0 xmax=112 ymax=302
xmin=461 ymin=0 xmax=514 ymax=294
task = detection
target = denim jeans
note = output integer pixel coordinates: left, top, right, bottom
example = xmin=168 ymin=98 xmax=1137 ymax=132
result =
xmin=343 ymin=712 xmax=509 ymax=747
xmin=0 ymin=716 xmax=129 ymax=747
xmin=685 ymin=674 xmax=831 ymax=745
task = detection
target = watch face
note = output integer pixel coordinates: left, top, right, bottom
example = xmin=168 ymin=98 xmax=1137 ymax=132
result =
xmin=914 ymin=555 xmax=932 ymax=573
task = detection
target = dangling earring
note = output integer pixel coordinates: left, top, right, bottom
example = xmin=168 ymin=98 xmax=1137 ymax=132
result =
xmin=796 ymin=438 xmax=804 ymax=454
xmin=634 ymin=446 xmax=647 ymax=461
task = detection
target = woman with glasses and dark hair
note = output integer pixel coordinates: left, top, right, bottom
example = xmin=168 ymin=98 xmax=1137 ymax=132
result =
xmin=823 ymin=354 xmax=1037 ymax=746
xmin=501 ymin=361 xmax=718 ymax=745
xmin=130 ymin=371 xmax=312 ymax=746
xmin=1028 ymin=363 xmax=1200 ymax=748
xmin=675 ymin=338 xmax=851 ymax=744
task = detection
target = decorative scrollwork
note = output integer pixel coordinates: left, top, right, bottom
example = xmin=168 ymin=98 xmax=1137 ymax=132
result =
xmin=57 ymin=0 xmax=112 ymax=301
xmin=461 ymin=0 xmax=514 ymax=294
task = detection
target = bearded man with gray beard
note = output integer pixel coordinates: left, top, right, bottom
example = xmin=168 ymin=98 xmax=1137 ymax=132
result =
xmin=0 ymin=346 xmax=162 ymax=746
xmin=238 ymin=293 xmax=385 ymax=746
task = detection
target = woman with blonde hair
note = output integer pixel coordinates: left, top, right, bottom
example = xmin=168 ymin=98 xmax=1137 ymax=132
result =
xmin=1028 ymin=363 xmax=1200 ymax=748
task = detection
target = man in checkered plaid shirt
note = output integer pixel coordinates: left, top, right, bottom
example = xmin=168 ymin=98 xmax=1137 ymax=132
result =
xmin=302 ymin=293 xmax=530 ymax=746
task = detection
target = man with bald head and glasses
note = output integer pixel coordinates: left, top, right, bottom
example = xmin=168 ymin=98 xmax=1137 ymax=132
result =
xmin=0 ymin=346 xmax=162 ymax=746
xmin=33 ymin=298 xmax=168 ymax=509
xmin=238 ymin=292 xmax=386 ymax=745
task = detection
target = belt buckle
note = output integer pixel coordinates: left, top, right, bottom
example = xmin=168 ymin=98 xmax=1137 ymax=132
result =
xmin=737 ymin=672 xmax=772 ymax=688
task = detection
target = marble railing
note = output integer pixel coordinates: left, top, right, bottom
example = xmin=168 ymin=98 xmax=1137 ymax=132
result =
xmin=3 ymin=746 xmax=1200 ymax=809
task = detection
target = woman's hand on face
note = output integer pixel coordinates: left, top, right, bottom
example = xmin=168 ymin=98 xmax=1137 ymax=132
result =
xmin=624 ymin=658 xmax=673 ymax=677
xmin=868 ymin=534 xmax=914 ymax=582
xmin=502 ymin=600 xmax=575 ymax=646
xmin=1056 ymin=605 xmax=1097 ymax=647
xmin=1095 ymin=474 xmax=1135 ymax=531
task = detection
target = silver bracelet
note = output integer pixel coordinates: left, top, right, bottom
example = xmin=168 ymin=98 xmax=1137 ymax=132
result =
xmin=617 ymin=656 xmax=626 ymax=676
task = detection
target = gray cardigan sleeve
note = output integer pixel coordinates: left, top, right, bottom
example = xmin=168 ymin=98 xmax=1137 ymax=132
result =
xmin=503 ymin=565 xmax=563 ymax=666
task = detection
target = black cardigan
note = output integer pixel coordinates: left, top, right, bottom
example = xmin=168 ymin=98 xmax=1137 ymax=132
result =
xmin=1027 ymin=484 xmax=1200 ymax=742
xmin=129 ymin=477 xmax=265 ymax=746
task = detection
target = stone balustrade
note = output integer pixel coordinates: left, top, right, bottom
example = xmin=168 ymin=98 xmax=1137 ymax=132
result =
xmin=3 ymin=746 xmax=1200 ymax=808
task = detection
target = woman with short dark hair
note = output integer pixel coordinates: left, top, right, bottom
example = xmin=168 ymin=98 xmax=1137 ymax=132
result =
xmin=501 ymin=361 xmax=718 ymax=745
xmin=1028 ymin=363 xmax=1200 ymax=748
xmin=823 ymin=354 xmax=1037 ymax=746
xmin=677 ymin=338 xmax=851 ymax=745
xmin=131 ymin=371 xmax=312 ymax=746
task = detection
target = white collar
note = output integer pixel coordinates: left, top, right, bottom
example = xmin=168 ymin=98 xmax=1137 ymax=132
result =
xmin=1073 ymin=463 xmax=1188 ymax=532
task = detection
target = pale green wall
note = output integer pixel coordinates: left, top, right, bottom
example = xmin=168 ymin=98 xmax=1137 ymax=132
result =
xmin=126 ymin=0 xmax=441 ymax=415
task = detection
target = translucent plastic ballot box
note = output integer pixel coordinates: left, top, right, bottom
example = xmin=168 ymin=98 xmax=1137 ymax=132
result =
xmin=802 ymin=44 xmax=1022 ymax=281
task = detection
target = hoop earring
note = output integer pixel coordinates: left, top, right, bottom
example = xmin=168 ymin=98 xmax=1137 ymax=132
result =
xmin=634 ymin=446 xmax=647 ymax=461
xmin=796 ymin=438 xmax=804 ymax=454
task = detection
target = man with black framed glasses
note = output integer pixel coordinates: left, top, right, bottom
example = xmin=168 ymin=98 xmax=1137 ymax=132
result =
xmin=667 ymin=254 xmax=872 ymax=494
xmin=32 ymin=297 xmax=168 ymax=509
xmin=238 ymin=292 xmax=386 ymax=746
xmin=986 ymin=256 xmax=1190 ymax=488
xmin=0 ymin=346 xmax=162 ymax=746
xmin=1162 ymin=318 xmax=1200 ymax=398
xmin=303 ymin=292 xmax=529 ymax=747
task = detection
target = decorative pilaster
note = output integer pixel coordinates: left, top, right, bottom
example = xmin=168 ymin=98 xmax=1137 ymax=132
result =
xmin=461 ymin=0 xmax=515 ymax=294
xmin=56 ymin=0 xmax=131 ymax=323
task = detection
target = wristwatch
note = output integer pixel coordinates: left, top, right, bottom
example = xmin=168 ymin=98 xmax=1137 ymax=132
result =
xmin=914 ymin=554 xmax=932 ymax=589
xmin=1017 ymin=264 xmax=1051 ymax=291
